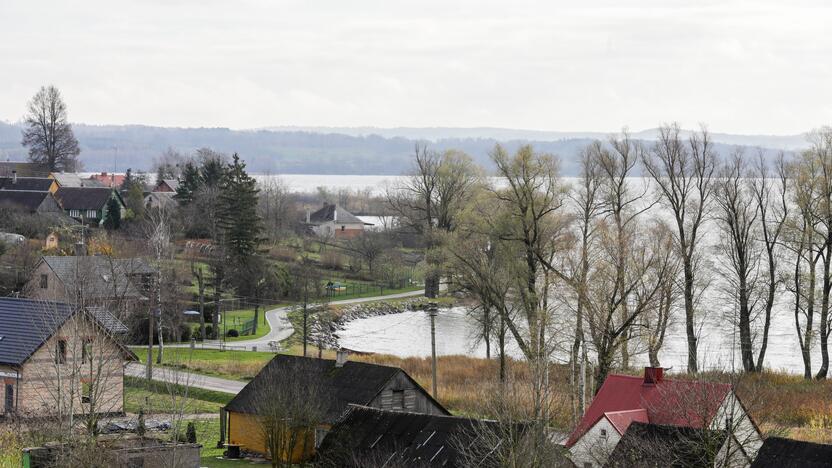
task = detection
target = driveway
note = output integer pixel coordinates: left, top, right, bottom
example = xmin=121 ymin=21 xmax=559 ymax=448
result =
xmin=125 ymin=362 xmax=245 ymax=394
xmin=170 ymin=288 xmax=427 ymax=352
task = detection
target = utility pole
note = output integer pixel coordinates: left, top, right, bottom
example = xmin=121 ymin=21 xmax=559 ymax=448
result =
xmin=428 ymin=303 xmax=438 ymax=398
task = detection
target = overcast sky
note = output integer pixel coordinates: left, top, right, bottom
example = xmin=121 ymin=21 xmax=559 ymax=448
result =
xmin=1 ymin=1 xmax=830 ymax=134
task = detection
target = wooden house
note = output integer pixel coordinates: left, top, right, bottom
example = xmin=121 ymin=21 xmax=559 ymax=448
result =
xmin=221 ymin=352 xmax=448 ymax=463
xmin=0 ymin=297 xmax=135 ymax=418
xmin=54 ymin=187 xmax=125 ymax=225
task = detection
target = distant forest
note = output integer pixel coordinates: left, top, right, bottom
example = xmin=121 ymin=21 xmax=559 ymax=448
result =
xmin=0 ymin=121 xmax=801 ymax=175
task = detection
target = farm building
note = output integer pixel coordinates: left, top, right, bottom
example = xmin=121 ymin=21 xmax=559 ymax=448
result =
xmin=221 ymin=352 xmax=448 ymax=463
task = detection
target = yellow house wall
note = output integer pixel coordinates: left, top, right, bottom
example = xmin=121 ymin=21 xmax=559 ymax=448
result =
xmin=228 ymin=411 xmax=323 ymax=463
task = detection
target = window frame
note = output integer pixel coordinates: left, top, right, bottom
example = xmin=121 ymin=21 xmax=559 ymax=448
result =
xmin=39 ymin=274 xmax=48 ymax=289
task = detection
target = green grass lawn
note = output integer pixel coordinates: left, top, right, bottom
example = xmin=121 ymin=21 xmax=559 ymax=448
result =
xmin=124 ymin=376 xmax=232 ymax=414
xmin=131 ymin=347 xmax=276 ymax=381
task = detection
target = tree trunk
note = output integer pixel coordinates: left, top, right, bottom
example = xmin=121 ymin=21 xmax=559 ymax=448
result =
xmin=738 ymin=274 xmax=755 ymax=372
xmin=197 ymin=270 xmax=206 ymax=341
xmin=817 ymin=241 xmax=831 ymax=380
xmin=755 ymin=247 xmax=777 ymax=372
xmin=683 ymin=257 xmax=698 ymax=373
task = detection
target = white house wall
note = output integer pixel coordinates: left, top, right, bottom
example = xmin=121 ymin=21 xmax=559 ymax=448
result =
xmin=569 ymin=417 xmax=622 ymax=468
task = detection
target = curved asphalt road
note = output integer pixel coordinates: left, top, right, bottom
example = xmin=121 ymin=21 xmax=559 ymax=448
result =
xmin=169 ymin=289 xmax=427 ymax=352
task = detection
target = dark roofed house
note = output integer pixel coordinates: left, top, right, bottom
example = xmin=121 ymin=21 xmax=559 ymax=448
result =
xmin=305 ymin=203 xmax=372 ymax=239
xmin=0 ymin=176 xmax=57 ymax=192
xmin=0 ymin=190 xmax=63 ymax=214
xmin=0 ymin=162 xmax=42 ymax=178
xmin=27 ymin=255 xmax=155 ymax=304
xmin=604 ymin=421 xmax=745 ymax=468
xmin=751 ymin=437 xmax=832 ymax=468
xmin=316 ymin=405 xmax=572 ymax=468
xmin=54 ymin=187 xmax=125 ymax=225
xmin=222 ymin=352 xmax=448 ymax=463
xmin=0 ymin=297 xmax=136 ymax=418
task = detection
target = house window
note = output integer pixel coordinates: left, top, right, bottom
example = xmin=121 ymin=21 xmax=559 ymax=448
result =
xmin=39 ymin=274 xmax=48 ymax=289
xmin=391 ymin=389 xmax=404 ymax=409
xmin=55 ymin=339 xmax=67 ymax=365
xmin=341 ymin=225 xmax=345 ymax=231
xmin=315 ymin=428 xmax=328 ymax=448
xmin=600 ymin=429 xmax=607 ymax=439
xmin=82 ymin=381 xmax=92 ymax=404
xmin=583 ymin=464 xmax=593 ymax=468
xmin=81 ymin=339 xmax=93 ymax=363
xmin=69 ymin=209 xmax=81 ymax=218
xmin=86 ymin=210 xmax=97 ymax=219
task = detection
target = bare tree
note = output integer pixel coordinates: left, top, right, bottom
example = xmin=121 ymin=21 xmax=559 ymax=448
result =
xmin=807 ymin=127 xmax=832 ymax=379
xmin=714 ymin=150 xmax=762 ymax=372
xmin=641 ymin=123 xmax=718 ymax=373
xmin=387 ymin=145 xmax=480 ymax=297
xmin=21 ymin=85 xmax=80 ymax=172
xmin=251 ymin=360 xmax=326 ymax=468
xmin=748 ymin=150 xmax=789 ymax=372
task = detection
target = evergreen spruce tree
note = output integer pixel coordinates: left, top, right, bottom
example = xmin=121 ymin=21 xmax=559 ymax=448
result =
xmin=218 ymin=153 xmax=262 ymax=259
xmin=103 ymin=197 xmax=122 ymax=230
xmin=174 ymin=161 xmax=201 ymax=204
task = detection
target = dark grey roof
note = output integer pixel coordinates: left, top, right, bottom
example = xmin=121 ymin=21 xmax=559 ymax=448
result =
xmin=55 ymin=187 xmax=118 ymax=211
xmin=317 ymin=406 xmax=552 ymax=468
xmin=225 ymin=354 xmax=445 ymax=423
xmin=0 ymin=190 xmax=52 ymax=212
xmin=0 ymin=177 xmax=53 ymax=191
xmin=605 ymin=422 xmax=728 ymax=468
xmin=41 ymin=256 xmax=154 ymax=299
xmin=0 ymin=162 xmax=43 ymax=177
xmin=308 ymin=204 xmax=364 ymax=225
xmin=751 ymin=437 xmax=832 ymax=468
xmin=0 ymin=297 xmax=134 ymax=366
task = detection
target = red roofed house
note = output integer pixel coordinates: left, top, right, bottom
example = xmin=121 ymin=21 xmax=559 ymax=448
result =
xmin=567 ymin=367 xmax=762 ymax=467
xmin=89 ymin=172 xmax=126 ymax=188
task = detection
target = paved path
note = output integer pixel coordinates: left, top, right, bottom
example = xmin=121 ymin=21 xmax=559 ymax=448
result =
xmin=125 ymin=362 xmax=245 ymax=394
xmin=169 ymin=289 xmax=427 ymax=352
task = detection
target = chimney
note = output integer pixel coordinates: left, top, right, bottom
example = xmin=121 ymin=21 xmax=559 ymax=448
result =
xmin=335 ymin=349 xmax=349 ymax=368
xmin=11 ymin=170 xmax=16 ymax=184
xmin=643 ymin=367 xmax=664 ymax=385
xmin=74 ymin=242 xmax=87 ymax=257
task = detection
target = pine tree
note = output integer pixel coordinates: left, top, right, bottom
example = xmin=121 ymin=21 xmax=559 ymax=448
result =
xmin=103 ymin=197 xmax=122 ymax=230
xmin=218 ymin=153 xmax=262 ymax=259
xmin=174 ymin=161 xmax=201 ymax=204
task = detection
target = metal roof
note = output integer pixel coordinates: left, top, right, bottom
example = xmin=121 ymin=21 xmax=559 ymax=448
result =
xmin=0 ymin=177 xmax=54 ymax=192
xmin=41 ymin=256 xmax=154 ymax=299
xmin=751 ymin=437 xmax=832 ymax=468
xmin=308 ymin=203 xmax=365 ymax=225
xmin=54 ymin=187 xmax=118 ymax=211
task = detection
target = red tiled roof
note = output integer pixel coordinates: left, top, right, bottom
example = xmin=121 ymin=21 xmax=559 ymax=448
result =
xmin=89 ymin=173 xmax=126 ymax=188
xmin=565 ymin=373 xmax=732 ymax=447
xmin=604 ymin=409 xmax=648 ymax=436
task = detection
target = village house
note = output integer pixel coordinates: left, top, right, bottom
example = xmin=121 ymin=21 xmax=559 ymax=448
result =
xmin=152 ymin=179 xmax=179 ymax=193
xmin=750 ymin=436 xmax=832 ymax=467
xmin=220 ymin=352 xmax=448 ymax=463
xmin=54 ymin=186 xmax=126 ymax=225
xmin=305 ymin=203 xmax=372 ymax=239
xmin=316 ymin=405 xmax=573 ymax=468
xmin=567 ymin=367 xmax=763 ymax=468
xmin=0 ymin=190 xmax=64 ymax=215
xmin=27 ymin=255 xmax=155 ymax=305
xmin=49 ymin=172 xmax=101 ymax=188
xmin=88 ymin=172 xmax=126 ymax=188
xmin=0 ymin=297 xmax=135 ymax=418
xmin=0 ymin=173 xmax=58 ymax=193
xmin=0 ymin=161 xmax=42 ymax=178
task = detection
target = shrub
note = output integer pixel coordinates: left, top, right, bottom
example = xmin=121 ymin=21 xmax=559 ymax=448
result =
xmin=180 ymin=325 xmax=192 ymax=342
xmin=186 ymin=422 xmax=197 ymax=443
xmin=205 ymin=325 xmax=213 ymax=337
xmin=226 ymin=329 xmax=239 ymax=338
